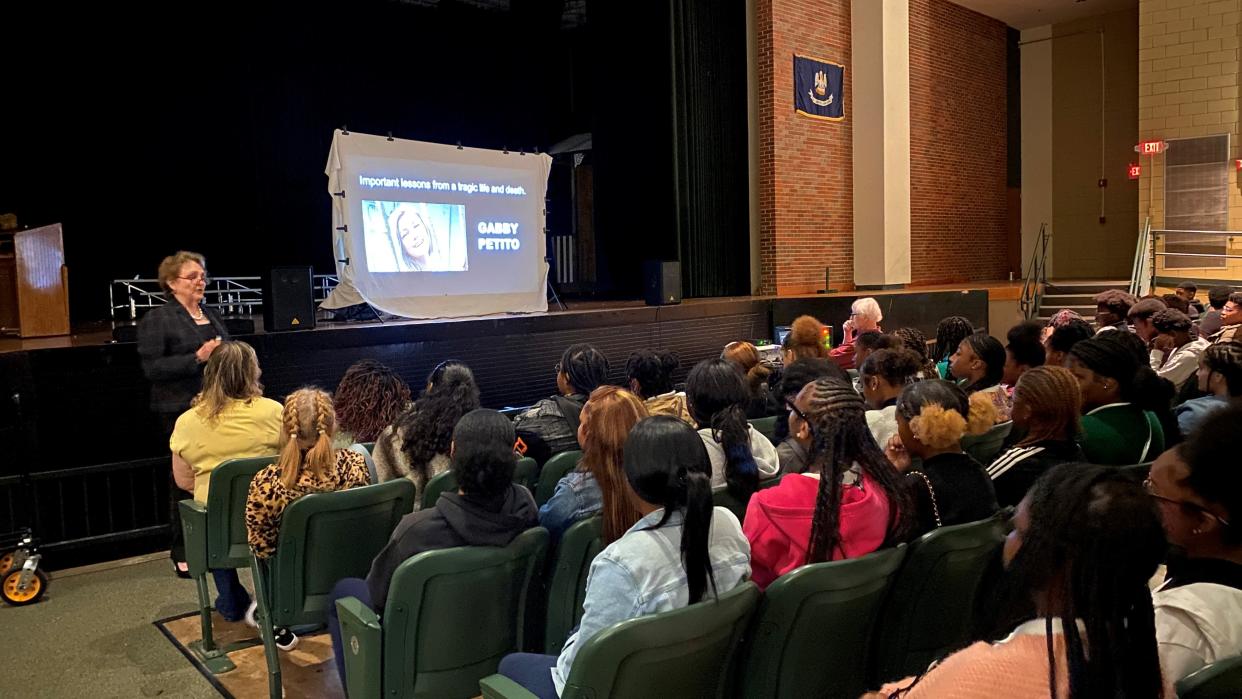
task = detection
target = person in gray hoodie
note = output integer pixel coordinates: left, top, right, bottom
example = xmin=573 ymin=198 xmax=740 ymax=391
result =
xmin=326 ymin=408 xmax=538 ymax=684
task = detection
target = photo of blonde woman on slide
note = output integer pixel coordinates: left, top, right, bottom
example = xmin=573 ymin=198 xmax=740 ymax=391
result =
xmin=362 ymin=200 xmax=468 ymax=272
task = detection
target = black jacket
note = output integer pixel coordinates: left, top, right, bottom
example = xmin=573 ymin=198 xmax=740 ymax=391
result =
xmin=136 ymin=302 xmax=228 ymax=413
xmin=365 ymin=483 xmax=538 ymax=607
xmin=906 ymin=452 xmax=999 ymax=537
xmin=986 ymin=439 xmax=1085 ymax=507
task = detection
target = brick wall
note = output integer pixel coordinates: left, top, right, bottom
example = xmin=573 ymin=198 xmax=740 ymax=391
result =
xmin=755 ymin=0 xmax=1009 ymax=293
xmin=908 ymin=0 xmax=1010 ymax=284
xmin=1138 ymin=0 xmax=1241 ymax=239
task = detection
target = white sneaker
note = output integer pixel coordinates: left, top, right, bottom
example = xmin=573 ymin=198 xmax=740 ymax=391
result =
xmin=244 ymin=601 xmax=259 ymax=629
xmin=274 ymin=627 xmax=300 ymax=652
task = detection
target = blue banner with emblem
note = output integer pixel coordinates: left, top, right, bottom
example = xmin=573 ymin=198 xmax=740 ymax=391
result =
xmin=793 ymin=54 xmax=845 ymax=121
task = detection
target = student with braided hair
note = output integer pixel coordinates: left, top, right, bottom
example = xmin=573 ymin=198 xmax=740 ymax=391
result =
xmin=772 ymin=358 xmax=848 ymax=474
xmin=932 ymin=316 xmax=974 ymax=379
xmin=246 ymin=388 xmax=371 ymax=649
xmin=1174 ymin=341 xmax=1242 ymax=436
xmin=885 ymin=380 xmax=999 ymax=536
xmin=868 ymin=464 xmax=1170 ymax=698
xmin=1149 ymin=308 xmax=1209 ymax=391
xmin=170 ymin=341 xmax=282 ymax=613
xmin=986 ymin=367 xmax=1085 ymax=507
xmin=949 ymin=332 xmax=1012 ymax=423
xmin=332 ymin=359 xmax=411 ymax=445
xmin=743 ymin=377 xmax=910 ymax=589
xmin=1067 ymin=336 xmax=1169 ymax=465
xmin=892 ymin=326 xmax=939 ymax=380
xmin=859 ymin=348 xmax=924 ymax=451
xmin=686 ymin=359 xmax=780 ymax=501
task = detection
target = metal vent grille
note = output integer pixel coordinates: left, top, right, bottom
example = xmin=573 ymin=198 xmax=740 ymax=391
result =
xmin=1164 ymin=133 xmax=1230 ymax=268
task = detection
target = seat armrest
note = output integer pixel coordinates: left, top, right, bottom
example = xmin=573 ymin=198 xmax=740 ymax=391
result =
xmin=336 ymin=596 xmax=384 ymax=699
xmin=479 ymin=673 xmax=541 ymax=699
xmin=178 ymin=499 xmax=209 ymax=576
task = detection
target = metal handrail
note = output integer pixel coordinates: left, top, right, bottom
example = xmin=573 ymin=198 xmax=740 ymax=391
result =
xmin=1129 ymin=217 xmax=1153 ymax=298
xmin=108 ymin=274 xmax=339 ymax=321
xmin=1019 ymin=223 xmax=1050 ymax=319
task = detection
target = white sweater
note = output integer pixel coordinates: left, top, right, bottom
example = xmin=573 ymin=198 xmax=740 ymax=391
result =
xmin=697 ymin=426 xmax=780 ymax=488
xmin=1154 ymin=581 xmax=1242 ymax=682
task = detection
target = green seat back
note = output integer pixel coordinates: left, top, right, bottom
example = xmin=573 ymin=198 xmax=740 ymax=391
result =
xmin=712 ymin=476 xmax=782 ymax=524
xmin=748 ymin=416 xmax=779 ymax=443
xmin=536 ymin=451 xmax=582 ymax=506
xmin=544 ymin=516 xmax=604 ymax=653
xmin=422 ymin=459 xmax=537 ymax=511
xmin=961 ymin=421 xmax=1012 ymax=465
xmin=1177 ymin=655 xmax=1242 ymax=699
xmin=740 ymin=545 xmax=907 ymax=699
xmin=871 ymin=513 xmax=1007 ymax=684
xmin=560 ymin=581 xmax=761 ymax=699
xmin=263 ymin=478 xmax=415 ymax=628
xmin=205 ymin=455 xmax=277 ymax=569
xmin=382 ymin=527 xmax=550 ymax=698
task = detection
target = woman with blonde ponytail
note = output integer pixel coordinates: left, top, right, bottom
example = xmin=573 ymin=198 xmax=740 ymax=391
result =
xmin=884 ymin=380 xmax=999 ymax=536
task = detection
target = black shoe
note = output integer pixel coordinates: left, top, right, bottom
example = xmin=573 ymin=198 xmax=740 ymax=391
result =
xmin=273 ymin=627 xmax=300 ymax=652
xmin=172 ymin=560 xmax=191 ymax=579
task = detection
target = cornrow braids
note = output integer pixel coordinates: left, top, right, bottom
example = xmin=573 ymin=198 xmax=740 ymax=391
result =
xmin=1013 ymin=366 xmax=1082 ymax=445
xmin=801 ymin=378 xmax=912 ymax=565
xmin=333 ymin=359 xmax=411 ymax=443
xmin=1203 ymin=341 xmax=1242 ymax=396
xmin=961 ymin=332 xmax=1006 ymax=391
xmin=934 ymin=316 xmax=974 ymax=362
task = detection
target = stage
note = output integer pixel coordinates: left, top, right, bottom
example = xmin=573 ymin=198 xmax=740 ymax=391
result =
xmin=0 ymin=281 xmax=1019 ymax=566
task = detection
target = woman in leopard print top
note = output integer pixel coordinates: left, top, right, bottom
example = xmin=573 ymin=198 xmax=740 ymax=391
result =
xmin=246 ymin=387 xmax=371 ymax=559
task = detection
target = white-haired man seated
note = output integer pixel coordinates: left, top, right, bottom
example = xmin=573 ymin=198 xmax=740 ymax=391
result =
xmin=829 ymin=297 xmax=883 ymax=370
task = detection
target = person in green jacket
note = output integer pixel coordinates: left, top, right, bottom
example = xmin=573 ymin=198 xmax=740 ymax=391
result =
xmin=1066 ymin=336 xmax=1169 ymax=465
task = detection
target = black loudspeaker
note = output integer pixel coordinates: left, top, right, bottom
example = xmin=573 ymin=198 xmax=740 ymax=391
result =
xmin=643 ymin=260 xmax=682 ymax=306
xmin=263 ymin=267 xmax=315 ymax=332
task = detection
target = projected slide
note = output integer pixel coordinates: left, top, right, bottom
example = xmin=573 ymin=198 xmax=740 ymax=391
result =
xmin=326 ymin=130 xmax=551 ymax=319
xmin=362 ymin=201 xmax=467 ymax=272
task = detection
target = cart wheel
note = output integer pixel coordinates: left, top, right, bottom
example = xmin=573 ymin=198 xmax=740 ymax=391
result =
xmin=2 ymin=567 xmax=48 ymax=606
xmin=0 ymin=551 xmax=13 ymax=575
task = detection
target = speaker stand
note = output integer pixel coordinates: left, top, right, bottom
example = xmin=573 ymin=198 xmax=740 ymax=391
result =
xmin=545 ymin=256 xmax=567 ymax=312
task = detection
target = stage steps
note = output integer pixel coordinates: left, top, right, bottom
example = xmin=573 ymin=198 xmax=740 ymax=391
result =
xmin=1035 ymin=279 xmax=1130 ymax=324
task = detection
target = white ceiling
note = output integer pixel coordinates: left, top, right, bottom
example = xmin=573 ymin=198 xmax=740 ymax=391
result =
xmin=950 ymin=0 xmax=1137 ymax=30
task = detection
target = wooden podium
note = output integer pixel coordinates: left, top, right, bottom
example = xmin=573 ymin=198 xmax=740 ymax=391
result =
xmin=0 ymin=223 xmax=70 ymax=338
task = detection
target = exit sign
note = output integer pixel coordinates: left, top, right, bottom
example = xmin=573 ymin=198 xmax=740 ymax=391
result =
xmin=1135 ymin=140 xmax=1168 ymax=155
xmin=1128 ymin=163 xmax=1142 ymax=179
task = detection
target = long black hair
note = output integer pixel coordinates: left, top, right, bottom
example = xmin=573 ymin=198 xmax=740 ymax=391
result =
xmin=1069 ymin=335 xmax=1177 ymax=443
xmin=624 ymin=416 xmax=718 ymax=604
xmin=686 ymin=359 xmax=759 ymax=502
xmin=1008 ymin=464 xmax=1166 ymax=698
xmin=934 ymin=316 xmax=975 ymax=362
xmin=559 ymin=343 xmax=610 ymax=395
xmin=625 ymin=349 xmax=679 ymax=398
xmin=960 ymin=332 xmax=1006 ymax=391
xmin=801 ymin=378 xmax=911 ymax=564
xmin=396 ymin=360 xmax=481 ymax=481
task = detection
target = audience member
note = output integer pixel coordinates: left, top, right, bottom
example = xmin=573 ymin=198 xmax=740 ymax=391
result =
xmin=496 ymin=416 xmax=751 ymax=698
xmin=1067 ymin=337 xmax=1168 ymax=465
xmin=514 ymin=343 xmax=609 ymax=461
xmin=892 ymin=326 xmax=939 ymax=379
xmin=686 ymin=359 xmax=780 ymax=500
xmin=1128 ymin=297 xmax=1169 ymax=344
xmin=169 ymin=341 xmax=282 ymax=622
xmin=1175 ymin=280 xmax=1206 ymax=317
xmin=859 ymin=348 xmax=923 ymax=450
xmin=852 ymin=331 xmax=901 ymax=387
xmin=1174 ymin=342 xmax=1242 ymax=436
xmin=1151 ymin=410 xmax=1242 ymax=682
xmin=986 ymin=367 xmax=1084 ymax=507
xmin=870 ymin=464 xmax=1168 ymax=698
xmin=771 ymin=358 xmax=847 ymax=474
xmin=333 ymin=359 xmax=411 ymax=445
xmin=1002 ymin=320 xmax=1045 ymax=388
xmin=1162 ymin=293 xmax=1192 ymax=317
xmin=372 ymin=360 xmax=480 ymax=503
xmin=781 ymin=315 xmax=832 ymax=364
xmin=932 ymin=316 xmax=975 ymax=379
xmin=1149 ymin=309 xmax=1209 ymax=391
xmin=625 ymin=349 xmax=693 ymax=424
xmin=1043 ymin=317 xmax=1094 ymax=368
xmin=245 ymin=387 xmax=370 ymax=650
xmin=722 ymin=341 xmax=776 ymax=418
xmin=328 ymin=409 xmax=537 ymax=684
xmin=539 ymin=386 xmax=647 ymax=542
xmin=884 ymin=380 xmax=999 ymax=536
xmin=1095 ymin=289 xmax=1139 ymax=334
xmin=949 ymin=332 xmax=1012 ymax=422
xmin=743 ymin=378 xmax=910 ymax=589
xmin=1208 ymin=292 xmax=1242 ymax=344
xmin=1198 ymin=286 xmax=1232 ymax=337
xmin=829 ymin=298 xmax=882 ymax=370
xmin=1041 ymin=308 xmax=1084 ymax=342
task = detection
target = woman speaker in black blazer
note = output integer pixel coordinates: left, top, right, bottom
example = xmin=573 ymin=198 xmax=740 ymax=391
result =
xmin=137 ymin=251 xmax=228 ymax=576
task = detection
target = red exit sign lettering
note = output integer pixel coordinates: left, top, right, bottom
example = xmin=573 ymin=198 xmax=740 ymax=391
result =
xmin=1128 ymin=163 xmax=1142 ymax=179
xmin=1135 ymin=140 xmax=1168 ymax=155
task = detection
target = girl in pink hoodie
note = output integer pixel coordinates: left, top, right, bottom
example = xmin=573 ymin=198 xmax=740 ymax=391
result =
xmin=743 ymin=377 xmax=911 ymax=589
